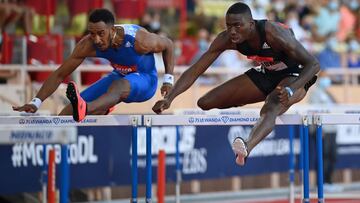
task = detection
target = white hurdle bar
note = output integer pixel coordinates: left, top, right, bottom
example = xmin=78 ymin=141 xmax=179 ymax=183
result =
xmin=144 ymin=114 xmax=307 ymax=203
xmin=315 ymin=114 xmax=360 ymax=125
xmin=145 ymin=114 xmax=303 ymax=126
xmin=0 ymin=115 xmax=141 ymax=203
xmin=0 ymin=115 xmax=140 ymax=126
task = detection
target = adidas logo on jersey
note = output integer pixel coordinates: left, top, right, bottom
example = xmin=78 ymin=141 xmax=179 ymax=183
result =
xmin=262 ymin=42 xmax=270 ymax=49
xmin=125 ymin=41 xmax=132 ymax=48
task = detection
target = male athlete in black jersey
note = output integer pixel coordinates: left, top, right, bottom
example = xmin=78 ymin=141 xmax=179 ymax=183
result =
xmin=152 ymin=2 xmax=319 ymax=166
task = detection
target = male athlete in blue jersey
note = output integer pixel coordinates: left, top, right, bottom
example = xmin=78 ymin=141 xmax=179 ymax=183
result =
xmin=13 ymin=9 xmax=175 ymax=122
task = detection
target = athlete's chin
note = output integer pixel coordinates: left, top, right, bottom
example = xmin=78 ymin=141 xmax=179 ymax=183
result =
xmin=97 ymin=46 xmax=108 ymax=51
xmin=230 ymin=38 xmax=243 ymax=43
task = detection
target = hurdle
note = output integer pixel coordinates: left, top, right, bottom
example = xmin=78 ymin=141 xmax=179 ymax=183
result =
xmin=313 ymin=114 xmax=360 ymax=203
xmin=175 ymin=108 xmax=298 ymax=203
xmin=289 ymin=105 xmax=360 ymax=203
xmin=143 ymin=114 xmax=307 ymax=203
xmin=0 ymin=115 xmax=141 ymax=203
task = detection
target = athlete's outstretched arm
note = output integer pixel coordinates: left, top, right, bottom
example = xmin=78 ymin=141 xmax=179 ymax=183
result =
xmin=13 ymin=37 xmax=95 ymax=113
xmin=266 ymin=22 xmax=320 ymax=98
xmin=152 ymin=33 xmax=228 ymax=114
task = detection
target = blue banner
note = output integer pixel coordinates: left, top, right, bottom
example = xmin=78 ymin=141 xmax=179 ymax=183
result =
xmin=1 ymin=125 xmax=359 ymax=194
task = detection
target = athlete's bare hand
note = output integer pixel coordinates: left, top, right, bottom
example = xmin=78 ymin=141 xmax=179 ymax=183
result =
xmin=276 ymin=86 xmax=290 ymax=106
xmin=160 ymin=83 xmax=172 ymax=97
xmin=12 ymin=104 xmax=38 ymax=113
xmin=152 ymin=99 xmax=171 ymax=114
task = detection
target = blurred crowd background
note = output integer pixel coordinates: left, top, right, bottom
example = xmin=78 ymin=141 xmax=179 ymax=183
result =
xmin=1 ymin=0 xmax=360 ymax=74
xmin=1 ymin=0 xmax=360 ymax=114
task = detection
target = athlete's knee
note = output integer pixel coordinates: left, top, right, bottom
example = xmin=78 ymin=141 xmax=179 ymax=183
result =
xmin=107 ymin=81 xmax=130 ymax=101
xmin=106 ymin=85 xmax=130 ymax=103
xmin=261 ymin=95 xmax=282 ymax=116
xmin=102 ymin=90 xmax=128 ymax=105
xmin=115 ymin=90 xmax=130 ymax=101
xmin=268 ymin=90 xmax=281 ymax=102
xmin=197 ymin=97 xmax=212 ymax=110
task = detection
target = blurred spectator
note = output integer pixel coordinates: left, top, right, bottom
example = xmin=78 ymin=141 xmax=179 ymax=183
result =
xmin=0 ymin=1 xmax=33 ymax=94
xmin=337 ymin=1 xmax=356 ymax=42
xmin=177 ymin=37 xmax=198 ymax=65
xmin=140 ymin=12 xmax=153 ymax=32
xmin=174 ymin=39 xmax=186 ymax=65
xmin=140 ymin=11 xmax=161 ymax=34
xmin=271 ymin=0 xmax=286 ymax=21
xmin=24 ymin=0 xmax=56 ymax=35
xmin=266 ymin=7 xmax=282 ymax=22
xmin=151 ymin=12 xmax=161 ymax=33
xmin=299 ymin=10 xmax=316 ymax=35
xmin=316 ymin=36 xmax=342 ymax=70
xmin=285 ymin=6 xmax=309 ymax=44
xmin=112 ymin=0 xmax=146 ymax=21
xmin=356 ymin=4 xmax=360 ymax=40
xmin=347 ymin=39 xmax=360 ymax=68
xmin=347 ymin=0 xmax=360 ymax=13
xmin=313 ymin=0 xmax=340 ymax=42
xmin=0 ymin=2 xmax=33 ymax=105
xmin=298 ymin=0 xmax=315 ymax=24
xmin=248 ymin=0 xmax=268 ymax=19
xmin=191 ymin=28 xmax=210 ymax=63
xmin=65 ymin=0 xmax=97 ymax=37
xmin=187 ymin=0 xmax=200 ymax=16
xmin=0 ymin=1 xmax=34 ymax=35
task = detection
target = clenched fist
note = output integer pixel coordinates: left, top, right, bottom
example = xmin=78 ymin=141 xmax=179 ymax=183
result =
xmin=152 ymin=99 xmax=171 ymax=114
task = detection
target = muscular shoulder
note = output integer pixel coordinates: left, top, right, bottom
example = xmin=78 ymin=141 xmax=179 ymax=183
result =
xmin=134 ymin=28 xmax=152 ymax=45
xmin=72 ymin=35 xmax=96 ymax=58
xmin=208 ymin=31 xmax=234 ymax=52
xmin=134 ymin=28 xmax=171 ymax=54
xmin=264 ymin=21 xmax=296 ymax=51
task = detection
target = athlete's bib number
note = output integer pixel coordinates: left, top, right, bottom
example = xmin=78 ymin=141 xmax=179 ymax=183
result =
xmin=111 ymin=63 xmax=137 ymax=75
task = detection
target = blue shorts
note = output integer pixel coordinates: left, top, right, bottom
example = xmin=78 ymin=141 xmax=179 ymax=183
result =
xmin=80 ymin=70 xmax=158 ymax=103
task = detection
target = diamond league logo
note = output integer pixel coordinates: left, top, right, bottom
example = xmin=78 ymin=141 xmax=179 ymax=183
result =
xmin=19 ymin=119 xmax=25 ymax=124
xmin=221 ymin=116 xmax=229 ymax=123
xmin=188 ymin=117 xmax=194 ymax=123
xmin=52 ymin=117 xmax=60 ymax=125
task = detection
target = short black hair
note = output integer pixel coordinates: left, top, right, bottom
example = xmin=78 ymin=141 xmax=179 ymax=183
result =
xmin=226 ymin=2 xmax=252 ymax=18
xmin=89 ymin=9 xmax=115 ymax=25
